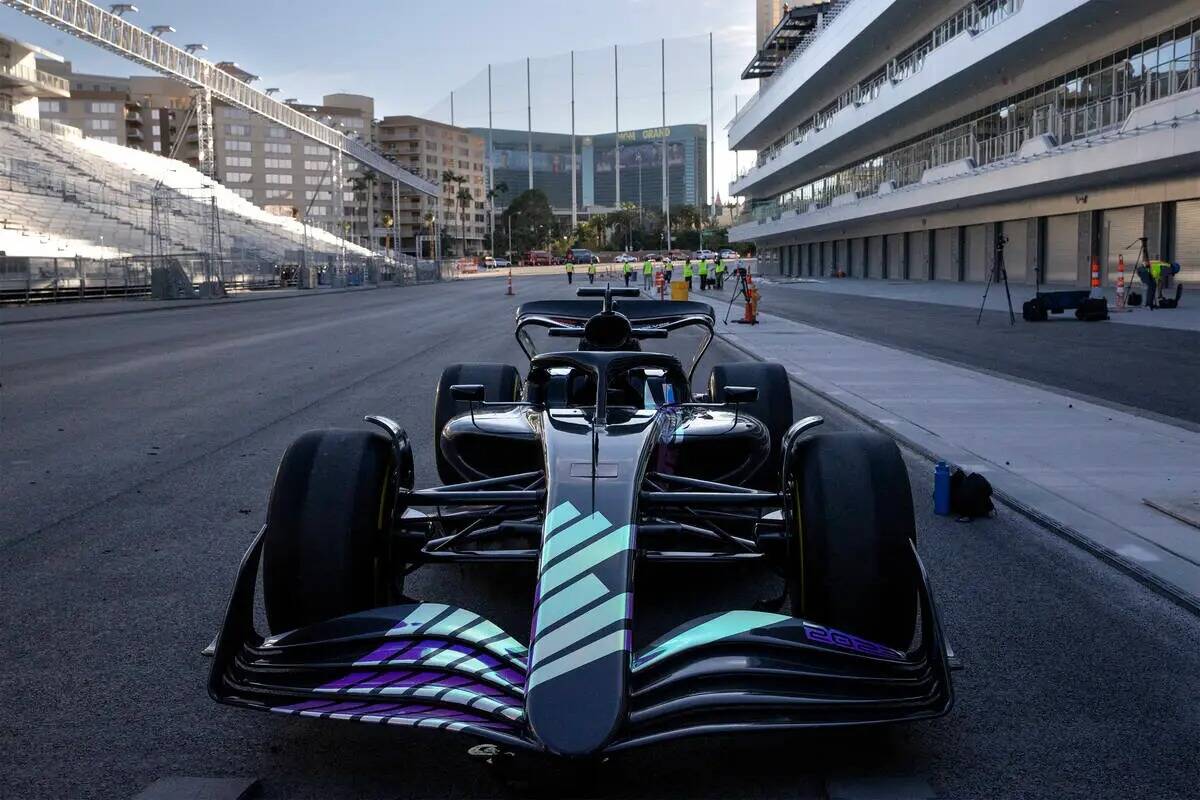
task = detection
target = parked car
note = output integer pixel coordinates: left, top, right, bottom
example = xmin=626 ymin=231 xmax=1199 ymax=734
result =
xmin=525 ymin=250 xmax=552 ymax=266
xmin=614 ymin=253 xmax=637 ymax=263
xmin=694 ymin=249 xmax=718 ymax=261
xmin=569 ymin=248 xmax=596 ymax=265
xmin=719 ymin=249 xmax=739 ymax=260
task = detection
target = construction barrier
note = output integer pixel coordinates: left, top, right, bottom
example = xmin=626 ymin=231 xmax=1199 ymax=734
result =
xmin=670 ymin=279 xmax=689 ymax=301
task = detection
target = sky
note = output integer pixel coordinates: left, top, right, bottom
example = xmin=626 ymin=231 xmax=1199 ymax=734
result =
xmin=0 ymin=0 xmax=759 ymax=200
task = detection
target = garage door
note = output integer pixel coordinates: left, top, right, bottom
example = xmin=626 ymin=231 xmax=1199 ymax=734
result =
xmin=1046 ymin=214 xmax=1080 ymax=284
xmin=886 ymin=234 xmax=905 ymax=279
xmin=907 ymin=231 xmax=930 ymax=280
xmin=934 ymin=228 xmax=956 ymax=280
xmin=868 ymin=236 xmax=884 ymax=278
xmin=966 ymin=225 xmax=987 ymax=281
xmin=1102 ymin=206 xmax=1143 ymax=286
xmin=1002 ymin=219 xmax=1028 ymax=283
xmin=850 ymin=238 xmax=866 ymax=278
xmin=1174 ymin=199 xmax=1200 ymax=284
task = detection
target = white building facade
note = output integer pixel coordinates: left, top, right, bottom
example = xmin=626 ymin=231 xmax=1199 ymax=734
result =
xmin=729 ymin=0 xmax=1200 ymax=287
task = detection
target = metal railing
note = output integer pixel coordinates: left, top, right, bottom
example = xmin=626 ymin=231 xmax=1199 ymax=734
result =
xmin=740 ymin=0 xmax=1023 ymax=178
xmin=0 ymin=109 xmax=82 ymax=138
xmin=737 ymin=48 xmax=1200 ymax=227
xmin=0 ymin=60 xmax=70 ymax=93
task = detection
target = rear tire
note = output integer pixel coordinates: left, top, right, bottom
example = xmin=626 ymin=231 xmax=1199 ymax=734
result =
xmin=709 ymin=362 xmax=793 ymax=490
xmin=434 ymin=363 xmax=522 ymax=485
xmin=262 ymin=429 xmax=395 ymax=634
xmin=786 ymin=432 xmax=919 ymax=650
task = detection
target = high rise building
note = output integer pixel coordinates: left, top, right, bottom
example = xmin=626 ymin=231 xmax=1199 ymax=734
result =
xmin=757 ymin=0 xmax=785 ymax=48
xmin=730 ymin=0 xmax=1200 ymax=286
xmin=376 ymin=115 xmax=487 ymax=256
xmin=471 ymin=124 xmax=708 ymax=217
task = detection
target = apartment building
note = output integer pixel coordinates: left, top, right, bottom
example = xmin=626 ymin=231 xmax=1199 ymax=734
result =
xmin=0 ymin=34 xmax=69 ymax=121
xmin=730 ymin=0 xmax=1200 ymax=287
xmin=376 ymin=115 xmax=486 ymax=256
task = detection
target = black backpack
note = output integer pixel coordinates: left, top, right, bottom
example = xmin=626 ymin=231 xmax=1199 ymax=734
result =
xmin=950 ymin=469 xmax=995 ymax=520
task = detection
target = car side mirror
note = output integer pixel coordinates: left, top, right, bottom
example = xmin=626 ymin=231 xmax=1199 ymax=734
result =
xmin=723 ymin=386 xmax=759 ymax=404
xmin=450 ymin=384 xmax=486 ymax=403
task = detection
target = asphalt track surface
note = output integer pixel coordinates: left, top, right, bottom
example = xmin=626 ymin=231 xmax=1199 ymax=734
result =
xmin=2 ymin=275 xmax=1198 ymax=799
xmin=758 ymin=282 xmax=1200 ymax=426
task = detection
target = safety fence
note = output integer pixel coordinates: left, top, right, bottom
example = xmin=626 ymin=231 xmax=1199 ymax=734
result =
xmin=0 ymin=252 xmax=445 ymax=304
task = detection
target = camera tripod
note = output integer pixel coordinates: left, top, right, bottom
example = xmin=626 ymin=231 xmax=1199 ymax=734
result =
xmin=976 ymin=234 xmax=1015 ymax=326
xmin=724 ymin=268 xmax=757 ymax=325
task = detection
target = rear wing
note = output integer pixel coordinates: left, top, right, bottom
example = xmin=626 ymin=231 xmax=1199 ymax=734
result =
xmin=514 ymin=299 xmax=715 ymax=377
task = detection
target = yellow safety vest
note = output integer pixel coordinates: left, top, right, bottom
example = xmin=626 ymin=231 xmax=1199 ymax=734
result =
xmin=1150 ymin=261 xmax=1165 ymax=280
xmin=715 ymin=260 xmax=725 ymax=273
xmin=588 ymin=263 xmax=596 ymax=274
xmin=565 ymin=262 xmax=574 ymax=272
xmin=623 ymin=262 xmax=632 ymax=274
xmin=698 ymin=260 xmax=708 ymax=276
xmin=643 ymin=260 xmax=653 ymax=275
xmin=683 ymin=263 xmax=693 ymax=278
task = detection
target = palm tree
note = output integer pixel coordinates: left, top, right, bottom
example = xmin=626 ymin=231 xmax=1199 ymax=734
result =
xmin=422 ymin=211 xmax=436 ymax=259
xmin=456 ymin=186 xmax=474 ymax=257
xmin=441 ymin=169 xmax=469 ymax=256
xmin=352 ymin=169 xmax=378 ymax=253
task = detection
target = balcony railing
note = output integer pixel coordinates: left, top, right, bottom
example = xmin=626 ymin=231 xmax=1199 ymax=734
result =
xmin=737 ymin=49 xmax=1200 ymax=228
xmin=736 ymin=0 xmax=1023 ymax=181
xmin=0 ymin=61 xmax=71 ymax=93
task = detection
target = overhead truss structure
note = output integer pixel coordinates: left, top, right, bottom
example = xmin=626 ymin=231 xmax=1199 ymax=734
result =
xmin=1 ymin=0 xmax=439 ymax=198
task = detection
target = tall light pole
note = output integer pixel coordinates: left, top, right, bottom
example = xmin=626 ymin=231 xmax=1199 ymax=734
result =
xmin=661 ymin=38 xmax=671 ymax=251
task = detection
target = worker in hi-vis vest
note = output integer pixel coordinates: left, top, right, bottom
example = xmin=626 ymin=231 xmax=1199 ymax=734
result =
xmin=698 ymin=258 xmax=709 ymax=291
xmin=683 ymin=258 xmax=694 ymax=290
xmin=663 ymin=257 xmax=673 ymax=284
xmin=714 ymin=256 xmax=726 ymax=290
xmin=565 ymin=260 xmax=574 ymax=284
xmin=622 ymin=258 xmax=633 ymax=286
xmin=643 ymin=258 xmax=654 ymax=290
xmin=587 ymin=260 xmax=597 ymax=284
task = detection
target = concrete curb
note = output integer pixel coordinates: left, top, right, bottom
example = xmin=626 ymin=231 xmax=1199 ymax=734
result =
xmin=711 ymin=319 xmax=1200 ymax=619
xmin=0 ymin=281 xmax=435 ymax=327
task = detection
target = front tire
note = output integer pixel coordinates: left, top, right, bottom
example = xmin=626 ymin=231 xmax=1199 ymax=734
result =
xmin=262 ymin=429 xmax=395 ymax=634
xmin=785 ymin=432 xmax=919 ymax=650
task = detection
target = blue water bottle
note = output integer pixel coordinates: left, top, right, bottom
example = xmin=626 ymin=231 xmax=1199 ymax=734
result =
xmin=934 ymin=461 xmax=951 ymax=516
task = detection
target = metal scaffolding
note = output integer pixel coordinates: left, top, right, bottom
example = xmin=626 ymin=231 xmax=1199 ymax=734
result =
xmin=0 ymin=0 xmax=439 ymax=197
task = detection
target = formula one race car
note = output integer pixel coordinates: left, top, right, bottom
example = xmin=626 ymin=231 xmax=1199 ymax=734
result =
xmin=209 ymin=286 xmax=953 ymax=759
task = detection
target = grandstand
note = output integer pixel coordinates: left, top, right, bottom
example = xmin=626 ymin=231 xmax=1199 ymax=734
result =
xmin=0 ymin=113 xmax=385 ymax=300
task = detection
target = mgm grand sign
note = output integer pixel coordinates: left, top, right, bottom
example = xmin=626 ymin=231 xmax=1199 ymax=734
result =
xmin=617 ymin=127 xmax=672 ymax=143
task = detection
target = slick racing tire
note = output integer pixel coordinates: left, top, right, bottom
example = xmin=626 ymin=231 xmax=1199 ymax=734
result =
xmin=709 ymin=362 xmax=793 ymax=491
xmin=434 ymin=363 xmax=522 ymax=485
xmin=262 ymin=429 xmax=395 ymax=634
xmin=786 ymin=432 xmax=919 ymax=650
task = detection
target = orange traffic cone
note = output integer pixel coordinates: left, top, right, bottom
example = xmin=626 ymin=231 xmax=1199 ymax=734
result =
xmin=506 ymin=269 xmax=514 ymax=296
xmin=1089 ymin=257 xmax=1102 ymax=300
